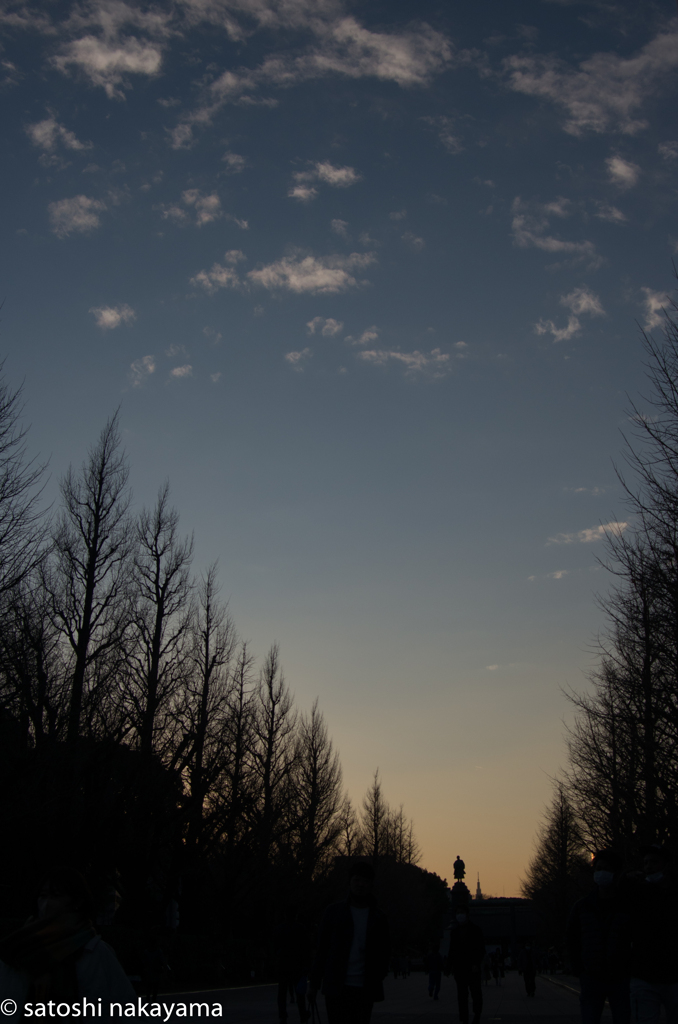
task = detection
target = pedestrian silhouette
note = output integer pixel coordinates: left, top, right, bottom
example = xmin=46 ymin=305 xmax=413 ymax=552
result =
xmin=308 ymin=860 xmax=389 ymax=1024
xmin=445 ymin=906 xmax=485 ymax=1024
xmin=629 ymin=843 xmax=678 ymax=1024
xmin=566 ymin=848 xmax=631 ymax=1024
xmin=424 ymin=945 xmax=443 ymax=1000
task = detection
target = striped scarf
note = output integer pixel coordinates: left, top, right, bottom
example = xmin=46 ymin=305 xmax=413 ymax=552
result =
xmin=0 ymin=911 xmax=97 ymax=1000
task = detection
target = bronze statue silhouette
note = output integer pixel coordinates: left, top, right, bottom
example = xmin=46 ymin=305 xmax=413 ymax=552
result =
xmin=453 ymin=856 xmax=466 ymax=881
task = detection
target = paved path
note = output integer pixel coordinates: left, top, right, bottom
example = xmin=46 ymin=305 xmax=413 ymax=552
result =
xmin=158 ymin=970 xmax=598 ymax=1022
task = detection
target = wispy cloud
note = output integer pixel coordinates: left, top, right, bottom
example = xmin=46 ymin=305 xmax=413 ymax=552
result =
xmin=401 ymin=232 xmax=425 ymax=251
xmin=159 ymin=189 xmax=222 ymax=226
xmin=48 ymin=194 xmax=106 ymax=237
xmin=289 ymin=160 xmax=361 ymax=200
xmin=535 ymin=286 xmax=604 ymax=343
xmin=26 ymin=115 xmax=92 ymax=166
xmin=170 ymin=364 xmax=192 ymax=378
xmin=421 ymin=114 xmax=464 ymax=153
xmin=562 ymin=286 xmax=605 ymax=317
xmin=357 ymin=347 xmax=450 ymax=376
xmin=192 ymin=250 xmax=375 ymax=296
xmin=190 ymin=250 xmax=246 ymax=293
xmin=170 ymin=14 xmax=453 ymax=147
xmin=503 ymin=28 xmax=678 ymax=135
xmin=129 ymin=354 xmax=155 ymax=388
xmin=641 ymin=287 xmax=670 ymax=331
xmin=306 ymin=316 xmax=344 ymax=336
xmin=222 ymin=151 xmax=247 ymax=173
xmin=165 ymin=343 xmax=187 ymax=358
xmin=285 ymin=348 xmax=312 ymax=370
xmin=182 ymin=189 xmax=222 ymax=225
xmin=511 ymin=197 xmax=598 ymax=264
xmin=288 ymin=184 xmax=318 ymax=203
xmin=248 ymin=251 xmax=375 ymax=293
xmin=90 ymin=304 xmax=136 ymax=329
xmin=53 ymin=36 xmax=164 ymax=100
xmin=331 ymin=218 xmax=348 ymax=237
xmin=548 ymin=570 xmax=570 ymax=579
xmin=659 ymin=141 xmax=678 ymax=161
xmin=606 ymin=155 xmax=640 ymax=189
xmin=548 ymin=521 xmax=628 ymax=544
xmin=595 ymin=203 xmax=627 ymax=223
xmin=346 ymin=326 xmax=379 ymax=346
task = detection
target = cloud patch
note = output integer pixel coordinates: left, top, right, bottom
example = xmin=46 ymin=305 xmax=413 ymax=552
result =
xmin=306 ymin=316 xmax=344 ymax=336
xmin=289 ymin=161 xmax=361 ymax=200
xmin=511 ymin=197 xmax=598 ymax=263
xmin=26 ymin=115 xmax=92 ymax=165
xmin=190 ymin=250 xmax=247 ymax=294
xmin=168 ymin=13 xmax=453 ymax=147
xmin=53 ymin=35 xmax=163 ymax=100
xmin=535 ymin=286 xmax=604 ymax=343
xmin=249 ymin=251 xmax=375 ymax=293
xmin=48 ymin=194 xmax=106 ymax=237
xmin=129 ymin=355 xmax=155 ymax=388
xmin=160 ymin=189 xmax=222 ymax=226
xmin=192 ymin=249 xmax=375 ymax=296
xmin=503 ymin=28 xmax=678 ymax=135
xmin=606 ymin=155 xmax=640 ymax=189
xmin=548 ymin=521 xmax=628 ymax=544
xmin=357 ymin=347 xmax=450 ymax=376
xmin=285 ymin=348 xmax=312 ymax=370
xmin=222 ymin=151 xmax=246 ymax=173
xmin=641 ymin=288 xmax=670 ymax=331
xmin=90 ymin=304 xmax=136 ymax=329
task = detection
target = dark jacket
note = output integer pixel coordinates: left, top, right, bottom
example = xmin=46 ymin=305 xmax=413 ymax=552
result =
xmin=310 ymin=898 xmax=390 ymax=1001
xmin=446 ymin=922 xmax=485 ymax=975
xmin=424 ymin=950 xmax=443 ymax=974
xmin=629 ymin=875 xmax=678 ymax=985
xmin=566 ymin=887 xmax=632 ymax=980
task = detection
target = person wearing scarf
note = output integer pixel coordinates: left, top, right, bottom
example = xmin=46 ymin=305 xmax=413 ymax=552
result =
xmin=0 ymin=866 xmax=136 ymax=1019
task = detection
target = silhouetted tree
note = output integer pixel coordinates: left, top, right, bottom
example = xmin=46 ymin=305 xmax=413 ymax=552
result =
xmin=522 ymin=782 xmax=589 ymax=949
xmin=0 ymin=575 xmax=66 ymax=748
xmin=178 ymin=564 xmax=237 ymax=853
xmin=290 ymin=699 xmax=343 ymax=879
xmin=335 ymin=796 xmax=364 ymax=858
xmin=48 ymin=412 xmax=135 ymax=746
xmin=564 ymin=288 xmax=678 ymax=852
xmin=126 ymin=483 xmax=194 ymax=760
xmin=0 ymin=364 xmax=47 ymax=595
xmin=248 ymin=643 xmax=297 ymax=860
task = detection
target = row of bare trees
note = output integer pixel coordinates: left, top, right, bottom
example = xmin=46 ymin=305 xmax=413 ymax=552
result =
xmin=0 ymin=395 xmax=420 ymax=949
xmin=523 ymin=285 xmax=678 ymax=948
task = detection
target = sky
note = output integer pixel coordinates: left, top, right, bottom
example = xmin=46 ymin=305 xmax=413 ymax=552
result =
xmin=1 ymin=0 xmax=677 ymax=897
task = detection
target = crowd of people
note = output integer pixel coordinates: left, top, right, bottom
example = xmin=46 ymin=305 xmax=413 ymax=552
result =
xmin=1 ymin=846 xmax=677 ymax=1024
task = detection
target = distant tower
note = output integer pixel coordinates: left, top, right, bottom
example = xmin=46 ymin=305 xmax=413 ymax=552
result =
xmin=475 ymin=873 xmax=482 ymax=901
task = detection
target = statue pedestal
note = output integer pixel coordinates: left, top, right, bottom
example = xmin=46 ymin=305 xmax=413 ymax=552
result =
xmin=450 ymin=880 xmax=472 ymax=909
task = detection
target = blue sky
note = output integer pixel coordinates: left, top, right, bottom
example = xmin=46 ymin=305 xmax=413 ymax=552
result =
xmin=2 ymin=0 xmax=677 ymax=894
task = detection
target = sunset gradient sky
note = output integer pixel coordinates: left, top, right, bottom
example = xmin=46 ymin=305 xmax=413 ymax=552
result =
xmin=2 ymin=0 xmax=677 ymax=895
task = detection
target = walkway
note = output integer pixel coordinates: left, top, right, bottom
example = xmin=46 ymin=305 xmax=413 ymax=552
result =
xmin=160 ymin=970 xmax=599 ymax=1022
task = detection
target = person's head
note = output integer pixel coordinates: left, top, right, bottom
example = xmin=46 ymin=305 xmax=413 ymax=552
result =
xmin=592 ymin=848 xmax=622 ymax=887
xmin=348 ymin=861 xmax=374 ymax=905
xmin=641 ymin=844 xmax=671 ymax=881
xmin=37 ymin=866 xmax=93 ymax=921
xmin=455 ymin=907 xmax=469 ymax=925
